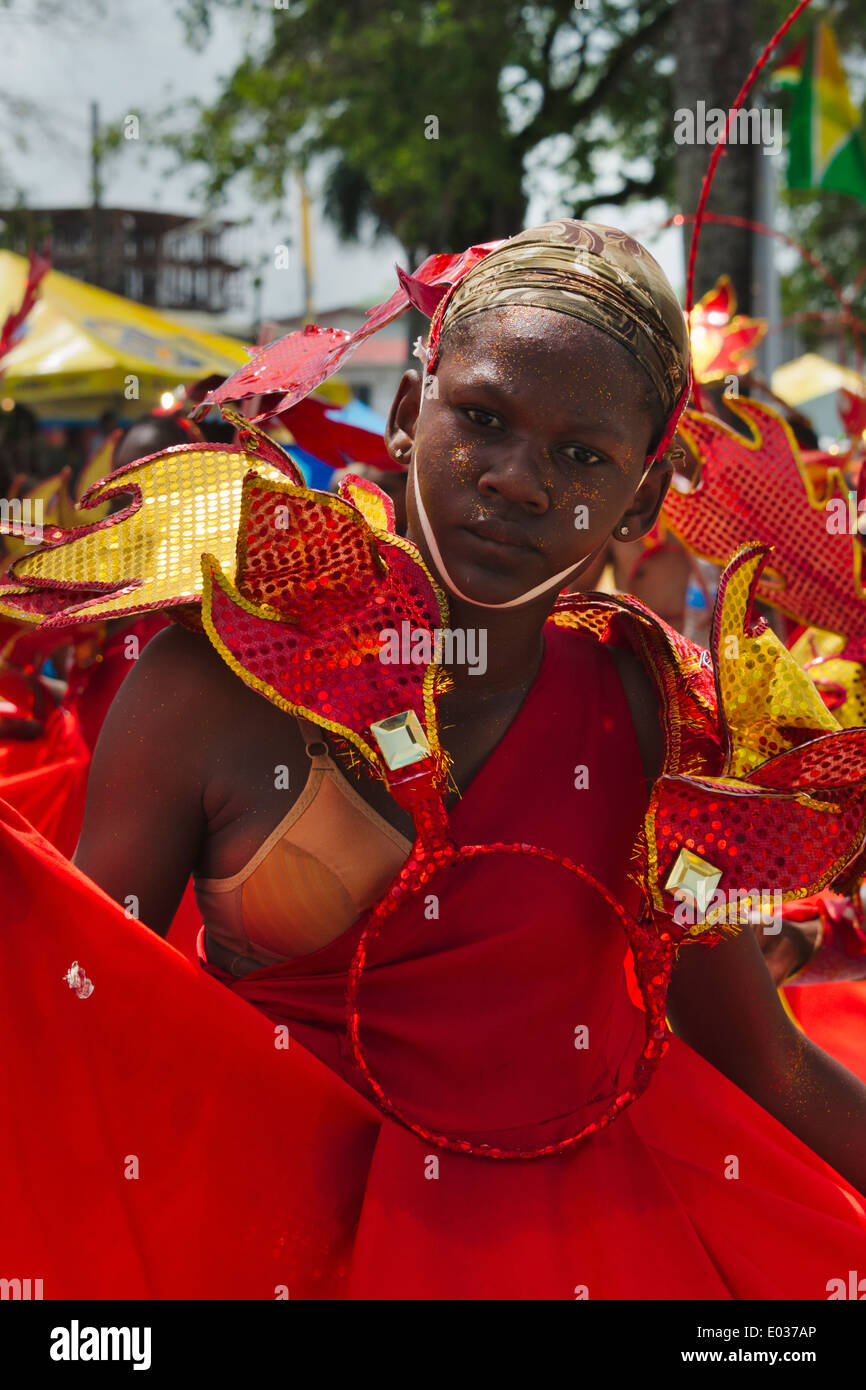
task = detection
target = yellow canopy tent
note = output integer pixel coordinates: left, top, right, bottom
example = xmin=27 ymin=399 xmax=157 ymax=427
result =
xmin=0 ymin=250 xmax=348 ymax=420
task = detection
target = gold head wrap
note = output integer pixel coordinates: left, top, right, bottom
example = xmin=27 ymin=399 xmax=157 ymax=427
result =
xmin=427 ymin=219 xmax=691 ymax=422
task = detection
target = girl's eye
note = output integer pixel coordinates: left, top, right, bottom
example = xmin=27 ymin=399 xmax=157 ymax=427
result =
xmin=462 ymin=407 xmax=502 ymax=430
xmin=562 ymin=445 xmax=609 ymax=467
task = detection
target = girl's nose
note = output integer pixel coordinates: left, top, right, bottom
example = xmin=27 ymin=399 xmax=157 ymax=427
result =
xmin=477 ymin=446 xmax=549 ymax=514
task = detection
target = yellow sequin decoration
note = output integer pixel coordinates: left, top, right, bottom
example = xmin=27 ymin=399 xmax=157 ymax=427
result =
xmin=0 ymin=447 xmax=289 ymax=623
xmin=807 ymin=657 xmax=866 ymax=728
xmin=715 ymin=548 xmax=839 ymax=778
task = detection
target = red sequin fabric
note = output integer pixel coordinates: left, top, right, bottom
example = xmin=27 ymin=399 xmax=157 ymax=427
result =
xmin=202 ymin=473 xmax=450 ymax=781
xmin=665 ymin=396 xmax=866 ymax=637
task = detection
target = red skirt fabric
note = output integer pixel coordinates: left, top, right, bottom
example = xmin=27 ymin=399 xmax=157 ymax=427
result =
xmin=2 ymin=798 xmax=865 ymax=1300
xmin=0 ymin=613 xmax=202 ymax=963
xmin=0 ymin=801 xmax=380 ymax=1300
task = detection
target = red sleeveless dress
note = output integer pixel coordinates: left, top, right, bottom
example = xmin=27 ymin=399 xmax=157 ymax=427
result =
xmin=1 ymin=622 xmax=865 ymax=1299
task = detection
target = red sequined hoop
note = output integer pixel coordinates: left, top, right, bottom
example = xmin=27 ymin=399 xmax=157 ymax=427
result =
xmin=346 ymin=838 xmax=674 ymax=1160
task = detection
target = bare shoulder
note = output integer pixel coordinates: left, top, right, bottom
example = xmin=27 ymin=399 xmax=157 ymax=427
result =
xmin=119 ymin=621 xmax=274 ymax=724
xmin=95 ymin=619 xmax=300 ymax=786
xmin=77 ymin=618 xmax=309 ymax=928
xmin=128 ymin=621 xmax=240 ymax=695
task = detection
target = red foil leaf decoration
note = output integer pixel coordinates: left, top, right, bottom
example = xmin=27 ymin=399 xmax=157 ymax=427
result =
xmin=202 ymin=243 xmax=504 ymax=421
xmin=839 ymin=386 xmax=866 ymax=441
xmin=0 ymin=242 xmax=51 ymax=376
xmin=688 ymin=274 xmax=767 ymax=383
xmin=664 ymin=397 xmax=866 ymax=637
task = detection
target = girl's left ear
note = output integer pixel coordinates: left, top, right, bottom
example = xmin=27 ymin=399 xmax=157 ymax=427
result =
xmin=385 ymin=370 xmax=423 ymax=463
xmin=614 ymin=455 xmax=672 ymax=541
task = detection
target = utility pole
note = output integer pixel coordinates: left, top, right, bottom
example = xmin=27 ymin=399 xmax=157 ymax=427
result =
xmin=90 ymin=101 xmax=102 ymax=208
xmin=297 ymin=171 xmax=314 ymax=323
xmin=673 ymin=0 xmax=755 ymax=312
xmin=90 ymin=101 xmax=103 ymax=287
xmin=752 ymin=133 xmax=782 ymax=380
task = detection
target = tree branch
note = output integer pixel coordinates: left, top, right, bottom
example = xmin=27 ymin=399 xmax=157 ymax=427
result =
xmin=571 ymin=164 xmax=667 ymax=216
xmin=517 ymin=0 xmax=673 ymax=152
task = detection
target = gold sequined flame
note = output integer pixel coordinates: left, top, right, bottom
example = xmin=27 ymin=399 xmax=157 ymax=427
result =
xmin=337 ymin=475 xmax=396 ymax=536
xmin=2 ymin=446 xmax=289 ymax=625
xmin=714 ymin=544 xmax=839 ymax=779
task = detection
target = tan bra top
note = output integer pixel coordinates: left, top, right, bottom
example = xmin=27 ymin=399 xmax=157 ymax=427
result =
xmin=194 ymin=719 xmax=412 ymax=976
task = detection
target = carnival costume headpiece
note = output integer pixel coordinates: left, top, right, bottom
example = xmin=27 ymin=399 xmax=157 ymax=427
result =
xmin=202 ymin=220 xmax=692 ymax=465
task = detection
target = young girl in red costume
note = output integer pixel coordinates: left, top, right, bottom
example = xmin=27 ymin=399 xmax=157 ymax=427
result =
xmin=4 ymin=218 xmax=866 ymax=1300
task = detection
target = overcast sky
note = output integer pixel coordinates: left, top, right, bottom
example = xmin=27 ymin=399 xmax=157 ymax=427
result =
xmin=0 ymin=0 xmax=685 ymax=327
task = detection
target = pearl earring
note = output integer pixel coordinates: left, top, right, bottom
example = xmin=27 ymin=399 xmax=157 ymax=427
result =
xmin=619 ymin=524 xmax=630 ymax=537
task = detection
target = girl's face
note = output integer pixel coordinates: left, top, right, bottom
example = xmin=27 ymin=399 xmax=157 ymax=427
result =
xmin=391 ymin=304 xmax=670 ymax=608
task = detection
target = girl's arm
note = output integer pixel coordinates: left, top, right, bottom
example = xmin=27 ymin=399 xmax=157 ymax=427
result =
xmin=73 ymin=625 xmax=212 ymax=936
xmin=667 ymin=924 xmax=866 ymax=1194
xmin=760 ymin=890 xmax=866 ymax=985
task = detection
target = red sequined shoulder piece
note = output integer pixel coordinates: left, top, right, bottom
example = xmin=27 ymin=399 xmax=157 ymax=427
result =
xmin=550 ymin=590 xmax=723 ymax=782
xmin=554 ymin=548 xmax=866 ymax=945
xmin=619 ymin=547 xmax=866 ymax=939
xmin=200 ymin=471 xmax=450 ymax=780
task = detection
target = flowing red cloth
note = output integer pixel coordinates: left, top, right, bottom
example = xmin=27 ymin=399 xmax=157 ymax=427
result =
xmin=3 ymin=623 xmax=866 ymax=1298
xmin=60 ymin=613 xmax=202 ymax=960
xmin=784 ymin=982 xmax=866 ymax=1084
xmin=772 ymin=893 xmax=866 ymax=1081
xmin=0 ymin=615 xmax=169 ymax=849
xmin=0 ymin=612 xmax=202 ymax=960
xmin=0 ymin=798 xmax=380 ymax=1299
xmin=0 ymin=705 xmax=89 ymax=856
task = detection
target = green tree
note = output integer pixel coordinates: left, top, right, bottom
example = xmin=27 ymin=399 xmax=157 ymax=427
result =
xmin=780 ymin=193 xmax=866 ymax=353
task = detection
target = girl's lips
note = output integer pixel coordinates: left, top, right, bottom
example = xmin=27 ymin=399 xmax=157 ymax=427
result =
xmin=464 ymin=517 xmax=538 ymax=550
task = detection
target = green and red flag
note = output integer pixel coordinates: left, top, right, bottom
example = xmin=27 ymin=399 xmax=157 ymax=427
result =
xmin=772 ymin=22 xmax=866 ymax=203
xmin=772 ymin=37 xmax=807 ymax=89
